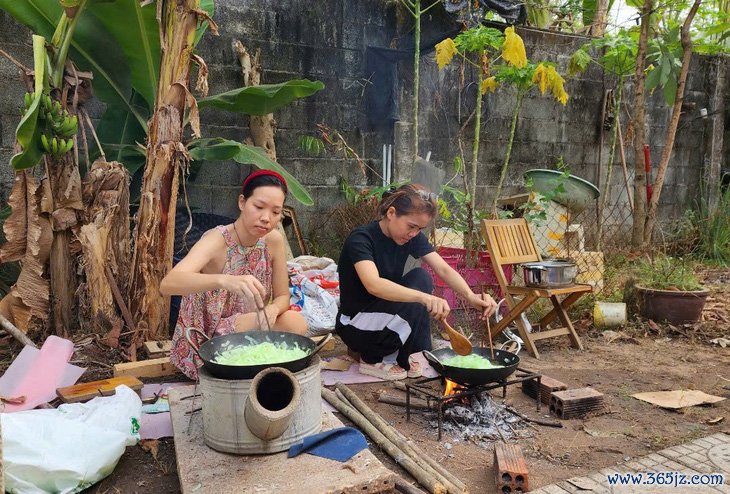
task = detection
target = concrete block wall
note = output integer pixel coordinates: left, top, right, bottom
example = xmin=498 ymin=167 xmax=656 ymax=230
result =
xmin=0 ymin=4 xmax=727 ymax=255
xmin=412 ymin=19 xmax=717 ymax=227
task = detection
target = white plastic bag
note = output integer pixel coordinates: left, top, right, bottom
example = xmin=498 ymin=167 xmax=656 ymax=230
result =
xmin=2 ymin=385 xmax=142 ymax=494
xmin=288 ymin=257 xmax=339 ymax=336
xmin=300 ymin=277 xmax=339 ymax=336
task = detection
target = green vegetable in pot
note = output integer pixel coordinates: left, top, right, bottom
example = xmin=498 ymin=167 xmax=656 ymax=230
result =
xmin=442 ymin=354 xmax=504 ymax=369
xmin=214 ymin=341 xmax=309 ymax=366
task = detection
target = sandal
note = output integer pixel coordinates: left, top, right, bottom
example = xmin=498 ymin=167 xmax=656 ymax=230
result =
xmin=359 ymin=361 xmax=407 ymax=381
xmin=342 ymin=349 xmax=361 ymax=363
xmin=407 ymin=357 xmax=422 ymax=378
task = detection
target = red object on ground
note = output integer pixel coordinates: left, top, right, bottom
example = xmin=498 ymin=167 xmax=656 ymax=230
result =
xmin=494 ymin=443 xmax=529 ymax=493
xmin=644 ymin=144 xmax=652 ymax=202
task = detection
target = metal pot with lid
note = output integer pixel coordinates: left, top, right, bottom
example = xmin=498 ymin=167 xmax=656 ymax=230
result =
xmin=522 ymin=259 xmax=577 ymax=288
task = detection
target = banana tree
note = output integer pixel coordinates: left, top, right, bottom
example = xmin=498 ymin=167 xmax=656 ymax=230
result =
xmin=0 ymin=1 xmax=95 ymax=335
xmin=3 ymin=0 xmax=322 ymax=345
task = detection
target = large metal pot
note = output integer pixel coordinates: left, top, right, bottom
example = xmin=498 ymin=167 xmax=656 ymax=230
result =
xmin=522 ymin=260 xmax=577 ymax=288
xmin=186 ymin=328 xmax=331 ymax=380
xmin=423 ymin=347 xmax=520 ymax=386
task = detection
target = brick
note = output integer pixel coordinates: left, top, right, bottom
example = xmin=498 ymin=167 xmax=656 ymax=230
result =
xmin=550 ymin=387 xmax=605 ymax=419
xmin=522 ymin=375 xmax=568 ymax=405
xmin=494 ymin=443 xmax=529 ymax=494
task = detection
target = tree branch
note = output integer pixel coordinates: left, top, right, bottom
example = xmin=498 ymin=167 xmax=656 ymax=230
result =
xmin=643 ymin=0 xmax=702 ymax=245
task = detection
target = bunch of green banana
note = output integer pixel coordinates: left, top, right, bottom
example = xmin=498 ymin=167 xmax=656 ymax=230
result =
xmin=41 ymin=134 xmax=74 ymax=156
xmin=23 ymin=91 xmax=36 ymax=110
xmin=51 ymin=114 xmax=78 ymax=138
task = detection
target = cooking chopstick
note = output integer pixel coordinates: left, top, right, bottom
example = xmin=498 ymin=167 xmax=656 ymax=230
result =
xmin=486 ymin=316 xmax=495 ymax=360
xmin=259 ymin=305 xmax=272 ymax=331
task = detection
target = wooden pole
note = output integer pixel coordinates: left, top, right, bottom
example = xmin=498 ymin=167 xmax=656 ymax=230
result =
xmin=321 ymin=388 xmax=447 ymax=494
xmin=396 ymin=477 xmax=428 ymax=494
xmin=378 ymin=391 xmax=432 ymax=410
xmin=0 ymin=313 xmax=37 ymax=348
xmin=616 ymin=118 xmax=634 ymax=211
xmin=336 ymin=384 xmax=469 ymax=494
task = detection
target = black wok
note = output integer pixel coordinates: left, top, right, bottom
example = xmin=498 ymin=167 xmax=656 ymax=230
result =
xmin=186 ymin=328 xmax=332 ymax=380
xmin=423 ymin=347 xmax=520 ymax=386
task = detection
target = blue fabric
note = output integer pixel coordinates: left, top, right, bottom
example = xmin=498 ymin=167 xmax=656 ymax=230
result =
xmin=287 ymin=427 xmax=368 ymax=462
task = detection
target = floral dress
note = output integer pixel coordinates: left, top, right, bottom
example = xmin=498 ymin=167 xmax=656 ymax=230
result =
xmin=170 ymin=225 xmax=272 ymax=379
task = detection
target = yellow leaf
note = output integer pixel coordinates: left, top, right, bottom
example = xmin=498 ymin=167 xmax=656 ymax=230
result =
xmin=546 ymin=66 xmax=569 ymax=105
xmin=547 ymin=231 xmax=564 ymax=240
xmin=532 ymin=63 xmax=548 ymax=95
xmin=481 ymin=76 xmax=498 ymax=94
xmin=435 ymin=38 xmax=457 ymax=70
xmin=502 ymin=27 xmax=527 ymax=68
xmin=557 ymin=89 xmax=569 ymax=105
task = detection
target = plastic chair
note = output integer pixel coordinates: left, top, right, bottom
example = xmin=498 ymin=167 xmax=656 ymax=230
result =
xmin=481 ymin=218 xmax=591 ymax=358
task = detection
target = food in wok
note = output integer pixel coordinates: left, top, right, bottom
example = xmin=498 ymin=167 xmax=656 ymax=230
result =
xmin=442 ymin=353 xmax=504 ymax=369
xmin=214 ymin=338 xmax=310 ymax=366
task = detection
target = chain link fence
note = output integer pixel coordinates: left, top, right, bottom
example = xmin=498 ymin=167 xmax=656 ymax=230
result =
xmin=429 ymin=181 xmax=636 ymax=332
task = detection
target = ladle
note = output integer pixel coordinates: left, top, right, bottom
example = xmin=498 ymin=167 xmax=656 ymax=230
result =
xmin=440 ymin=319 xmax=472 ymax=356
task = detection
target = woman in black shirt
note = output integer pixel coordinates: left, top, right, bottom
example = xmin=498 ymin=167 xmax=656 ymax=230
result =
xmin=336 ymin=184 xmax=497 ymax=381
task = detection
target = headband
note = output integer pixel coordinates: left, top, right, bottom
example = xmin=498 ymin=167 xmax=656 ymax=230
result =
xmin=241 ymin=169 xmax=288 ymax=194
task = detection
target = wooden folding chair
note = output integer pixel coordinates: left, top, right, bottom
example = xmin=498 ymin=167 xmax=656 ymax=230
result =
xmin=481 ymin=218 xmax=592 ymax=358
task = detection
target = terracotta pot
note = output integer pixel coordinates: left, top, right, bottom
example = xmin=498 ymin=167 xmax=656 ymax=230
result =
xmin=636 ymin=285 xmax=709 ymax=325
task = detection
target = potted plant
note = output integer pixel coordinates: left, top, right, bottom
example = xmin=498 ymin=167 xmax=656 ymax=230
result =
xmin=632 ymin=255 xmax=709 ymax=325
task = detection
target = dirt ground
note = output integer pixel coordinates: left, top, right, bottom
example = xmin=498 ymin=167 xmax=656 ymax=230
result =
xmin=66 ymin=334 xmax=730 ymax=494
xmin=2 ymin=270 xmax=728 ymax=494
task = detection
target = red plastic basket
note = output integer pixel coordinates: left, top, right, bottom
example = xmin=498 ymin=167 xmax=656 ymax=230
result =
xmin=424 ymin=247 xmax=512 ymax=291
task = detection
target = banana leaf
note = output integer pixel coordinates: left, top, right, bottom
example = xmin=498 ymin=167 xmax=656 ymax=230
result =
xmin=10 ymin=35 xmax=46 ymax=170
xmin=0 ymin=0 xmax=145 ymax=129
xmin=188 ymin=138 xmax=313 ymax=206
xmin=198 ymin=80 xmax=325 ymax=115
xmin=86 ymin=0 xmax=160 ymax=108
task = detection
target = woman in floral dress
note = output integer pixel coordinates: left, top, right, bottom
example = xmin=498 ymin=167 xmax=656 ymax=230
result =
xmin=161 ymin=170 xmax=307 ymax=379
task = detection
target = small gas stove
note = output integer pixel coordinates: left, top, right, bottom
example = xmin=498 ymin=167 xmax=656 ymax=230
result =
xmin=405 ymin=368 xmax=542 ymax=440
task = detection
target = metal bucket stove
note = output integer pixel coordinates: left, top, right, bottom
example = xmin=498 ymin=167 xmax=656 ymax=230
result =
xmin=198 ymin=355 xmax=322 ymax=454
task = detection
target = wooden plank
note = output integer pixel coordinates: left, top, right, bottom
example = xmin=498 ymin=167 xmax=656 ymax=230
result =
xmin=311 ymin=334 xmax=336 ymax=352
xmin=57 ymin=376 xmax=144 ymax=403
xmin=169 ymin=386 xmax=396 ymax=494
xmin=144 ymin=340 xmax=172 ymax=357
xmin=113 ymin=357 xmax=177 ymax=378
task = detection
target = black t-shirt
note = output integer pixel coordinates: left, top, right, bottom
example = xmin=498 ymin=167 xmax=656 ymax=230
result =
xmin=338 ymin=221 xmax=434 ymax=316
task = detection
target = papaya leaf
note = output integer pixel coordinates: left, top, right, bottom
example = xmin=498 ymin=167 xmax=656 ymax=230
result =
xmin=198 ymin=80 xmax=325 ymax=116
xmin=663 ymin=77 xmax=677 ymax=106
xmin=188 ymin=138 xmax=314 ymax=206
xmin=582 ymin=0 xmax=597 ymax=26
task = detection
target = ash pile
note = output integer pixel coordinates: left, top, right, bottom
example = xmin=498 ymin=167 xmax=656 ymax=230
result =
xmin=434 ymin=393 xmax=533 ymax=447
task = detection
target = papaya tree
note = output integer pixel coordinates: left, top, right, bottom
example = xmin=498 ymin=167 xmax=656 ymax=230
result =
xmin=435 ymin=26 xmax=568 ymax=221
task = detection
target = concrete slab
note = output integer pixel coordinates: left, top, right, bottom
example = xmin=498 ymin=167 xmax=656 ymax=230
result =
xmin=531 ymin=433 xmax=730 ymax=494
xmin=169 ymin=385 xmax=396 ymax=494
